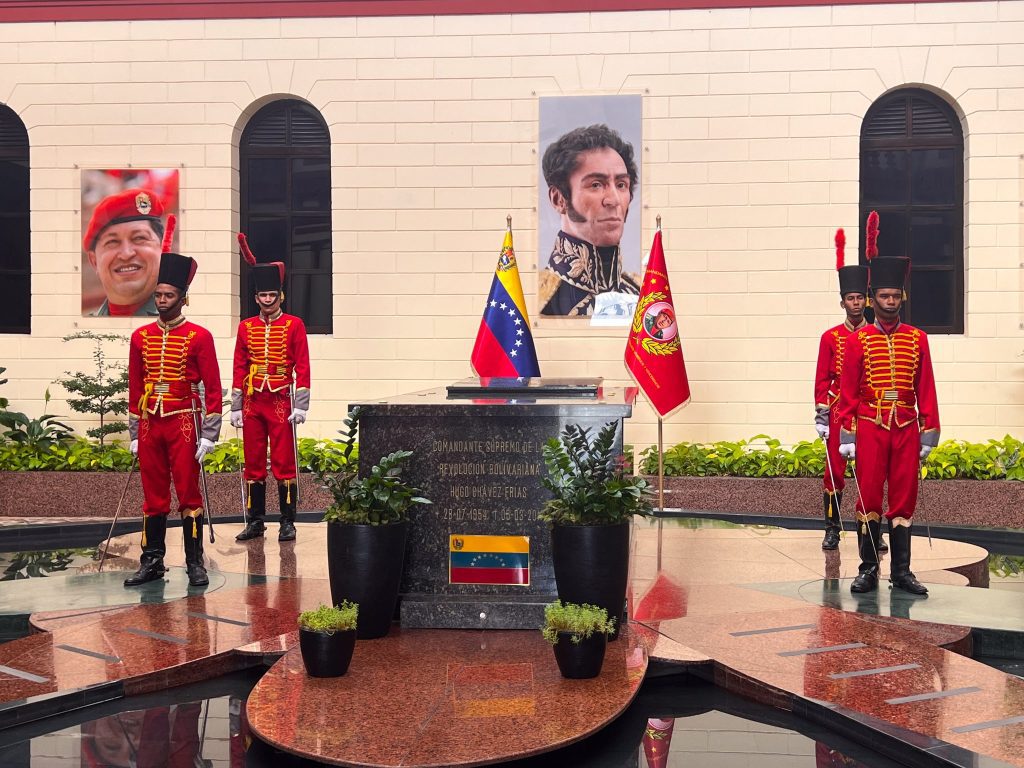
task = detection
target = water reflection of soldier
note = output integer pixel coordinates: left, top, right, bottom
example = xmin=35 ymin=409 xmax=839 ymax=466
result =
xmin=81 ymin=703 xmax=207 ymax=768
xmin=539 ymin=124 xmax=641 ymax=316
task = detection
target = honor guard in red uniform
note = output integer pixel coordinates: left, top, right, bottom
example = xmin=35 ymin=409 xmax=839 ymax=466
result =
xmin=838 ymin=220 xmax=940 ymax=596
xmin=125 ymin=220 xmax=223 ymax=588
xmin=813 ymin=227 xmax=884 ymax=552
xmin=232 ymin=234 xmax=311 ymax=542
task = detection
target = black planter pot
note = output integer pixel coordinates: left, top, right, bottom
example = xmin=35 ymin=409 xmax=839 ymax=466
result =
xmin=552 ymin=630 xmax=607 ymax=679
xmin=551 ymin=521 xmax=630 ymax=640
xmin=299 ymin=627 xmax=356 ymax=678
xmin=327 ymin=520 xmax=409 ymax=639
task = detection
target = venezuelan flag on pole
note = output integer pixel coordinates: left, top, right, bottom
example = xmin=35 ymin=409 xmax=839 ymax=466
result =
xmin=470 ymin=221 xmax=541 ymax=378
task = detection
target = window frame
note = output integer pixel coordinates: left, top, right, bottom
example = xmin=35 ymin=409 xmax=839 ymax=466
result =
xmin=0 ymin=104 xmax=31 ymax=335
xmin=859 ymin=88 xmax=965 ymax=335
xmin=239 ymin=100 xmax=333 ymax=334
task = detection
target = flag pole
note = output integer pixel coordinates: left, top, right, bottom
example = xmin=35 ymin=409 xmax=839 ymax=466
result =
xmin=655 ymin=214 xmax=665 ymax=572
xmin=507 ymin=213 xmax=512 ymax=231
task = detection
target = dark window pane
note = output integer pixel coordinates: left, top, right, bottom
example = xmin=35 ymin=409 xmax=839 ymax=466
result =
xmin=247 ymin=158 xmax=289 ymax=210
xmin=246 ymin=217 xmax=289 ymax=264
xmin=907 ymin=270 xmax=953 ymax=328
xmin=0 ymin=214 xmax=31 ymax=266
xmin=861 ymin=150 xmax=907 ymax=204
xmin=871 ymin=210 xmax=908 ymax=260
xmin=292 ymin=158 xmax=331 ymax=211
xmin=0 ymin=160 xmax=29 ymax=209
xmin=909 ymin=211 xmax=955 ymax=266
xmin=0 ymin=274 xmax=30 ymax=333
xmin=289 ymin=273 xmax=332 ymax=330
xmin=241 ymin=100 xmax=332 ymax=333
xmin=910 ymin=149 xmax=957 ymax=204
xmin=291 ymin=217 xmax=331 ymax=271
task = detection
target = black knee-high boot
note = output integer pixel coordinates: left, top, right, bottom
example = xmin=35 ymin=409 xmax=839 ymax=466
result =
xmin=821 ymin=492 xmax=841 ymax=550
xmin=889 ymin=522 xmax=928 ymax=595
xmin=124 ymin=515 xmax=167 ymax=587
xmin=850 ymin=515 xmax=881 ymax=593
xmin=236 ymin=480 xmax=266 ymax=541
xmin=184 ymin=512 xmax=209 ymax=587
xmin=278 ymin=479 xmax=297 ymax=542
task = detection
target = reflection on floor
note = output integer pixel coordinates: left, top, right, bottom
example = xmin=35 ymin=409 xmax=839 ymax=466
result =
xmin=0 ymin=519 xmax=1021 ymax=767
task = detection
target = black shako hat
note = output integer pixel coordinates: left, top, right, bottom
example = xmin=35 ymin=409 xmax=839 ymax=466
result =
xmin=237 ymin=232 xmax=285 ymax=293
xmin=833 ymin=228 xmax=868 ymax=296
xmin=869 ymin=256 xmax=909 ymax=292
xmin=157 ymin=252 xmax=197 ymax=292
xmin=154 ymin=215 xmax=197 ymax=292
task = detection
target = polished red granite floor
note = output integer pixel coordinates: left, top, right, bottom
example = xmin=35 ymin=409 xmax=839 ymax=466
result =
xmin=0 ymin=520 xmax=1020 ymax=767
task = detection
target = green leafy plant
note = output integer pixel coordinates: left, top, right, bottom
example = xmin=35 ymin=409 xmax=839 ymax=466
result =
xmin=54 ymin=332 xmax=129 ymax=445
xmin=297 ymin=601 xmax=358 ymax=633
xmin=541 ymin=600 xmax=616 ymax=645
xmin=640 ymin=434 xmax=1023 ymax=482
xmin=0 ymin=366 xmax=9 ymax=411
xmin=317 ymin=407 xmax=431 ymax=525
xmin=0 ymin=388 xmax=74 ymax=450
xmin=1 ymin=548 xmax=96 ymax=581
xmin=539 ymin=421 xmax=653 ymax=525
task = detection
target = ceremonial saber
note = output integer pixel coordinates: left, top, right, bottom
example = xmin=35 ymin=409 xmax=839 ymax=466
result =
xmin=235 ymin=426 xmax=248 ymax=526
xmin=98 ymin=456 xmax=137 ymax=572
xmin=847 ymin=457 xmax=880 ymax=564
xmin=191 ymin=407 xmax=216 ymax=544
xmin=821 ymin=435 xmax=846 ymax=538
xmin=290 ymin=384 xmax=300 ymax=508
xmin=919 ymin=462 xmax=933 ymax=548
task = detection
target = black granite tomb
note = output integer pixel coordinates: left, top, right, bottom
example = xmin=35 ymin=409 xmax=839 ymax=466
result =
xmin=353 ymin=379 xmax=635 ymax=630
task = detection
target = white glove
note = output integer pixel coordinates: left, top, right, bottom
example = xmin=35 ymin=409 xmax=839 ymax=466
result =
xmin=195 ymin=438 xmax=215 ymax=462
xmin=130 ymin=439 xmax=138 ymax=456
xmin=838 ymin=443 xmax=856 ymax=460
xmin=230 ymin=410 xmax=243 ymax=429
xmin=920 ymin=444 xmax=933 ymax=460
xmin=288 ymin=408 xmax=307 ymax=425
xmin=815 ymin=423 xmax=829 ymax=440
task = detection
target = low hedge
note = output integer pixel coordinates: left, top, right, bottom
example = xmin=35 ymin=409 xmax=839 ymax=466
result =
xmin=639 ymin=434 xmax=1024 ymax=481
xmin=0 ymin=437 xmax=356 ymax=473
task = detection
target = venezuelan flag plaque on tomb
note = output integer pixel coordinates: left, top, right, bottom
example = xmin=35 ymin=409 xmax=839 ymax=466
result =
xmin=449 ymin=534 xmax=530 ymax=586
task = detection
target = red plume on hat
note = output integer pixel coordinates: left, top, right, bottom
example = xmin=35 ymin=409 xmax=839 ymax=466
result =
xmin=834 ymin=228 xmax=846 ymax=271
xmin=161 ymin=214 xmax=176 ymax=254
xmin=238 ymin=232 xmax=257 ymax=266
xmin=865 ymin=210 xmax=879 ymax=261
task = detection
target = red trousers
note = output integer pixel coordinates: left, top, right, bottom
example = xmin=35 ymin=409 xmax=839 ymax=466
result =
xmin=139 ymin=411 xmax=202 ymax=518
xmin=822 ymin=410 xmax=847 ymax=494
xmin=853 ymin=419 xmax=919 ymax=520
xmin=242 ymin=389 xmax=296 ymax=482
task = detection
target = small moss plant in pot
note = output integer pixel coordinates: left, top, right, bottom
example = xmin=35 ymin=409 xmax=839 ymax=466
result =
xmin=542 ymin=600 xmax=616 ymax=679
xmin=298 ymin=601 xmax=358 ymax=678
xmin=541 ymin=422 xmax=652 ymax=640
xmin=317 ymin=407 xmax=432 ymax=639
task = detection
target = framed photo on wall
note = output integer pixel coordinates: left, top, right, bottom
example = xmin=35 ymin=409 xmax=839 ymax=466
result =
xmin=536 ymin=94 xmax=642 ymax=321
xmin=80 ymin=168 xmax=180 ymax=317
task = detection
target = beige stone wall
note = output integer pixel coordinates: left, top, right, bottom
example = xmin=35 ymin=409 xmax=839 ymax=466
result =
xmin=1 ymin=2 xmax=1022 ymax=451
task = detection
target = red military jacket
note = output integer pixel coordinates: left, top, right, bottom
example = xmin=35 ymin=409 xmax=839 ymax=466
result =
xmin=814 ymin=319 xmax=864 ymax=421
xmin=837 ymin=320 xmax=940 ymax=443
xmin=231 ymin=311 xmax=311 ymax=411
xmin=128 ymin=316 xmax=223 ymax=441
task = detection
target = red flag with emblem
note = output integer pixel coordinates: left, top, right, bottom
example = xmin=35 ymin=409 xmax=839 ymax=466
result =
xmin=624 ymin=230 xmax=690 ymax=417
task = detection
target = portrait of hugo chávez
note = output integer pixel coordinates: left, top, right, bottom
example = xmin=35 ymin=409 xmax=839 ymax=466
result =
xmin=538 ymin=123 xmax=641 ymax=317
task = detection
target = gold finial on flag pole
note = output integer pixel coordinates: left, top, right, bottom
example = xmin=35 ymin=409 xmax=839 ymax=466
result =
xmin=507 ymin=214 xmax=512 ymax=231
xmin=656 ymin=214 xmax=662 ymax=231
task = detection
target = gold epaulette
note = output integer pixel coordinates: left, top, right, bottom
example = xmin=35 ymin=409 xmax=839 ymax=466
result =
xmin=538 ymin=269 xmax=561 ymax=312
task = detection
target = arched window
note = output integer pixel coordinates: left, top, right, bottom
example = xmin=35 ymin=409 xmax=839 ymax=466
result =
xmin=240 ymin=100 xmax=332 ymax=333
xmin=860 ymin=89 xmax=964 ymax=334
xmin=0 ymin=105 xmax=30 ymax=334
